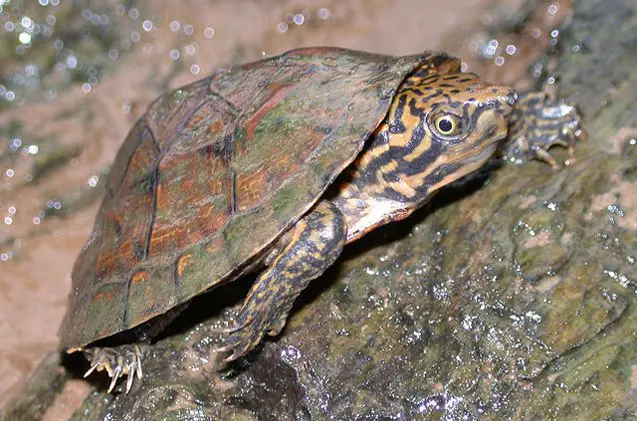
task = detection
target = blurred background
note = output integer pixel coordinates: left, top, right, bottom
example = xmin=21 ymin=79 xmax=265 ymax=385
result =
xmin=0 ymin=0 xmax=570 ymax=415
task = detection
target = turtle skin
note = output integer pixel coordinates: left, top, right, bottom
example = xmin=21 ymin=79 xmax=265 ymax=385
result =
xmin=58 ymin=47 xmax=583 ymax=393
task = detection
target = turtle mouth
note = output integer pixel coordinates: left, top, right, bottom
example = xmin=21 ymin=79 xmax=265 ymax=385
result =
xmin=464 ymin=140 xmax=499 ymax=165
xmin=446 ymin=127 xmax=505 ymax=166
xmin=469 ymin=124 xmax=508 ymax=162
xmin=483 ymin=126 xmax=508 ymax=149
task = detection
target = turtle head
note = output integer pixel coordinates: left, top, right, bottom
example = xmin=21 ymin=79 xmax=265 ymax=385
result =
xmin=383 ymin=71 xmax=517 ymax=201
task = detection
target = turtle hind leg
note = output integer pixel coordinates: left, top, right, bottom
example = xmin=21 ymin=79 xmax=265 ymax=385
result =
xmin=218 ymin=200 xmax=347 ymax=362
xmin=83 ymin=344 xmax=145 ymax=393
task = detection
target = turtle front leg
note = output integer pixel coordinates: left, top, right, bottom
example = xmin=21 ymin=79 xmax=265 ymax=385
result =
xmin=504 ymin=90 xmax=585 ymax=168
xmin=218 ymin=200 xmax=347 ymax=362
xmin=83 ymin=344 xmax=145 ymax=393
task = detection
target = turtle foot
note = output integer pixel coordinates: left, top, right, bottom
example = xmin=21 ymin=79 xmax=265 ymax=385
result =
xmin=504 ymin=90 xmax=586 ymax=168
xmin=83 ymin=344 xmax=144 ymax=393
xmin=216 ymin=298 xmax=293 ymax=363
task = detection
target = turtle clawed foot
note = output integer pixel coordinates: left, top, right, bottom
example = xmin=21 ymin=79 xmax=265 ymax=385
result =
xmin=504 ymin=90 xmax=585 ymax=168
xmin=216 ymin=300 xmax=293 ymax=363
xmin=83 ymin=344 xmax=144 ymax=393
xmin=216 ymin=318 xmax=266 ymax=363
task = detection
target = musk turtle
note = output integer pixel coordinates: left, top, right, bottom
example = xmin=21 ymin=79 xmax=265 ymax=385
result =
xmin=59 ymin=47 xmax=583 ymax=393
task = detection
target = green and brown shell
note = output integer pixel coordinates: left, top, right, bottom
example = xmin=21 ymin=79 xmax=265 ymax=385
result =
xmin=60 ymin=48 xmax=446 ymax=350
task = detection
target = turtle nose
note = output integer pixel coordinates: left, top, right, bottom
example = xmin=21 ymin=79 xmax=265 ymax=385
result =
xmin=496 ymin=88 xmax=517 ymax=114
xmin=507 ymin=91 xmax=518 ymax=106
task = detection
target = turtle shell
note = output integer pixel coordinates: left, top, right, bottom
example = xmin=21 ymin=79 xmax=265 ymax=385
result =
xmin=59 ymin=47 xmax=450 ymax=349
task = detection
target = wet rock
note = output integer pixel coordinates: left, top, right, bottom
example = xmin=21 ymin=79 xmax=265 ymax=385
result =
xmin=0 ymin=353 xmax=67 ymax=421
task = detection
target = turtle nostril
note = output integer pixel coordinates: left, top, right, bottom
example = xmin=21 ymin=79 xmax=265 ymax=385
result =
xmin=507 ymin=91 xmax=518 ymax=106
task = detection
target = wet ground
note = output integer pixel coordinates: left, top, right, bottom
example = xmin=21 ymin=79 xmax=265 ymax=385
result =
xmin=0 ymin=0 xmax=575 ymax=417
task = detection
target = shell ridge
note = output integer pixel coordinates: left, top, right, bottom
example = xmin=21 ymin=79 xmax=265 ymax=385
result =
xmin=120 ymin=126 xmax=162 ymax=328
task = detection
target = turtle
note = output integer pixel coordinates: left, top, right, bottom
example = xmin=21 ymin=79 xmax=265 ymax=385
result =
xmin=58 ymin=47 xmax=583 ymax=393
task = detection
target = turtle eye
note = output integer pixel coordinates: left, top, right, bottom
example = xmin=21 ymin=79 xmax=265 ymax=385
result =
xmin=432 ymin=114 xmax=462 ymax=137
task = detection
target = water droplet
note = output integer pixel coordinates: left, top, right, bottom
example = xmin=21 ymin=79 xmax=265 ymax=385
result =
xmin=88 ymin=175 xmax=99 ymax=187
xmin=18 ymin=32 xmax=32 ymax=44
xmin=185 ymin=43 xmax=197 ymax=55
xmin=190 ymin=64 xmax=200 ymax=75
xmin=317 ymin=8 xmax=331 ymax=19
xmin=170 ymin=49 xmax=180 ymax=60
xmin=184 ymin=24 xmax=193 ymax=35
xmin=280 ymin=345 xmax=301 ymax=362
xmin=483 ymin=39 xmax=499 ymax=57
xmin=170 ymin=21 xmax=180 ymax=32
xmin=21 ymin=16 xmax=33 ymax=28
xmin=66 ymin=55 xmax=78 ymax=69
xmin=204 ymin=27 xmax=214 ymax=38
xmin=293 ymin=14 xmax=304 ymax=25
xmin=142 ymin=20 xmax=153 ymax=32
xmin=547 ymin=3 xmax=559 ymax=16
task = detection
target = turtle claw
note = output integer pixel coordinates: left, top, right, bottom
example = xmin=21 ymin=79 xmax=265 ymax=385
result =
xmin=83 ymin=344 xmax=144 ymax=394
xmin=214 ymin=324 xmax=256 ymax=362
xmin=220 ymin=321 xmax=249 ymax=334
xmin=107 ymin=366 xmax=122 ymax=394
xmin=135 ymin=356 xmax=143 ymax=379
xmin=220 ymin=340 xmax=253 ymax=363
xmin=218 ymin=347 xmax=240 ymax=363
xmin=533 ymin=147 xmax=559 ymax=169
xmin=125 ymin=367 xmax=135 ymax=393
xmin=83 ymin=360 xmax=100 ymax=378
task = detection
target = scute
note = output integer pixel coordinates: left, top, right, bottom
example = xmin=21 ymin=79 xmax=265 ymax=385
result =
xmin=59 ymin=47 xmax=440 ymax=349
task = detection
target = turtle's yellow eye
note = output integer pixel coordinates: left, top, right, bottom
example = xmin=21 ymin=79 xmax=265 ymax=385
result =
xmin=432 ymin=114 xmax=462 ymax=137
